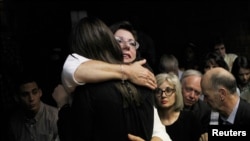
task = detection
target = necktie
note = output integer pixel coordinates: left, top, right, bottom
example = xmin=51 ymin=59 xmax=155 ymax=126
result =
xmin=223 ymin=120 xmax=232 ymax=125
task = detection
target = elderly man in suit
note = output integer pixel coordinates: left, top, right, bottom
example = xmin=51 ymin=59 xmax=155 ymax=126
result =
xmin=201 ymin=67 xmax=250 ymax=126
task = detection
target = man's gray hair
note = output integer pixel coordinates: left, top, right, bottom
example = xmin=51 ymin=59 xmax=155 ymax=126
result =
xmin=180 ymin=69 xmax=202 ymax=82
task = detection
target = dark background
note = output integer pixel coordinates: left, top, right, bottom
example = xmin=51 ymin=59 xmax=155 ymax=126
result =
xmin=1 ymin=0 xmax=250 ymax=107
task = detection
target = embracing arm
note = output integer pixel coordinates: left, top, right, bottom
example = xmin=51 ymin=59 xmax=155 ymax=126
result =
xmin=75 ymin=59 xmax=157 ymax=89
xmin=56 ymin=54 xmax=157 ymax=108
xmin=62 ymin=54 xmax=156 ymax=93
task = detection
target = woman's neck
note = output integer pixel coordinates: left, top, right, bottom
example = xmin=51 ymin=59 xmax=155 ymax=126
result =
xmin=158 ymin=108 xmax=180 ymax=126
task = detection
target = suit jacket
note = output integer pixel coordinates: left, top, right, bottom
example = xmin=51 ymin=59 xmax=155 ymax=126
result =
xmin=219 ymin=98 xmax=250 ymax=126
xmin=184 ymin=99 xmax=212 ymax=133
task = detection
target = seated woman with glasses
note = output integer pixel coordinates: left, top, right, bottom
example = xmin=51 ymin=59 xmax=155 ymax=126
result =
xmin=154 ymin=72 xmax=203 ymax=141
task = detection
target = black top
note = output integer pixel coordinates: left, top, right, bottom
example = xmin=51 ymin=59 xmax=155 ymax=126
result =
xmin=71 ymin=80 xmax=154 ymax=141
xmin=165 ymin=110 xmax=203 ymax=141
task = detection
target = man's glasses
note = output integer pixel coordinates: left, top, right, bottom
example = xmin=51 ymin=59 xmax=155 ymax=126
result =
xmin=115 ymin=36 xmax=139 ymax=49
xmin=155 ymin=87 xmax=175 ymax=97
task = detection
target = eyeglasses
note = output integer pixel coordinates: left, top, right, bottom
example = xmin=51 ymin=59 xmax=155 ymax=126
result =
xmin=115 ymin=36 xmax=139 ymax=49
xmin=155 ymin=87 xmax=175 ymax=97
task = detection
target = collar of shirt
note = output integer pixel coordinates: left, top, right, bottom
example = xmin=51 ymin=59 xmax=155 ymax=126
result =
xmin=220 ymin=97 xmax=240 ymax=124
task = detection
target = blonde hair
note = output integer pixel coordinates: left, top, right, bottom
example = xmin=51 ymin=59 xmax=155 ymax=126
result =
xmin=155 ymin=72 xmax=184 ymax=111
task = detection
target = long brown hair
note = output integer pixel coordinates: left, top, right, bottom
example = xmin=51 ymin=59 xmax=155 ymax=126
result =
xmin=70 ymin=17 xmax=141 ymax=106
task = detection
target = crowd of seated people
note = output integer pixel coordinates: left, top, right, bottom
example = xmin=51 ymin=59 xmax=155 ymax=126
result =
xmin=2 ymin=16 xmax=250 ymax=141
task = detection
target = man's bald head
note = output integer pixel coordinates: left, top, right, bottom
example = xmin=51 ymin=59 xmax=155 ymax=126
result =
xmin=201 ymin=67 xmax=237 ymax=94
